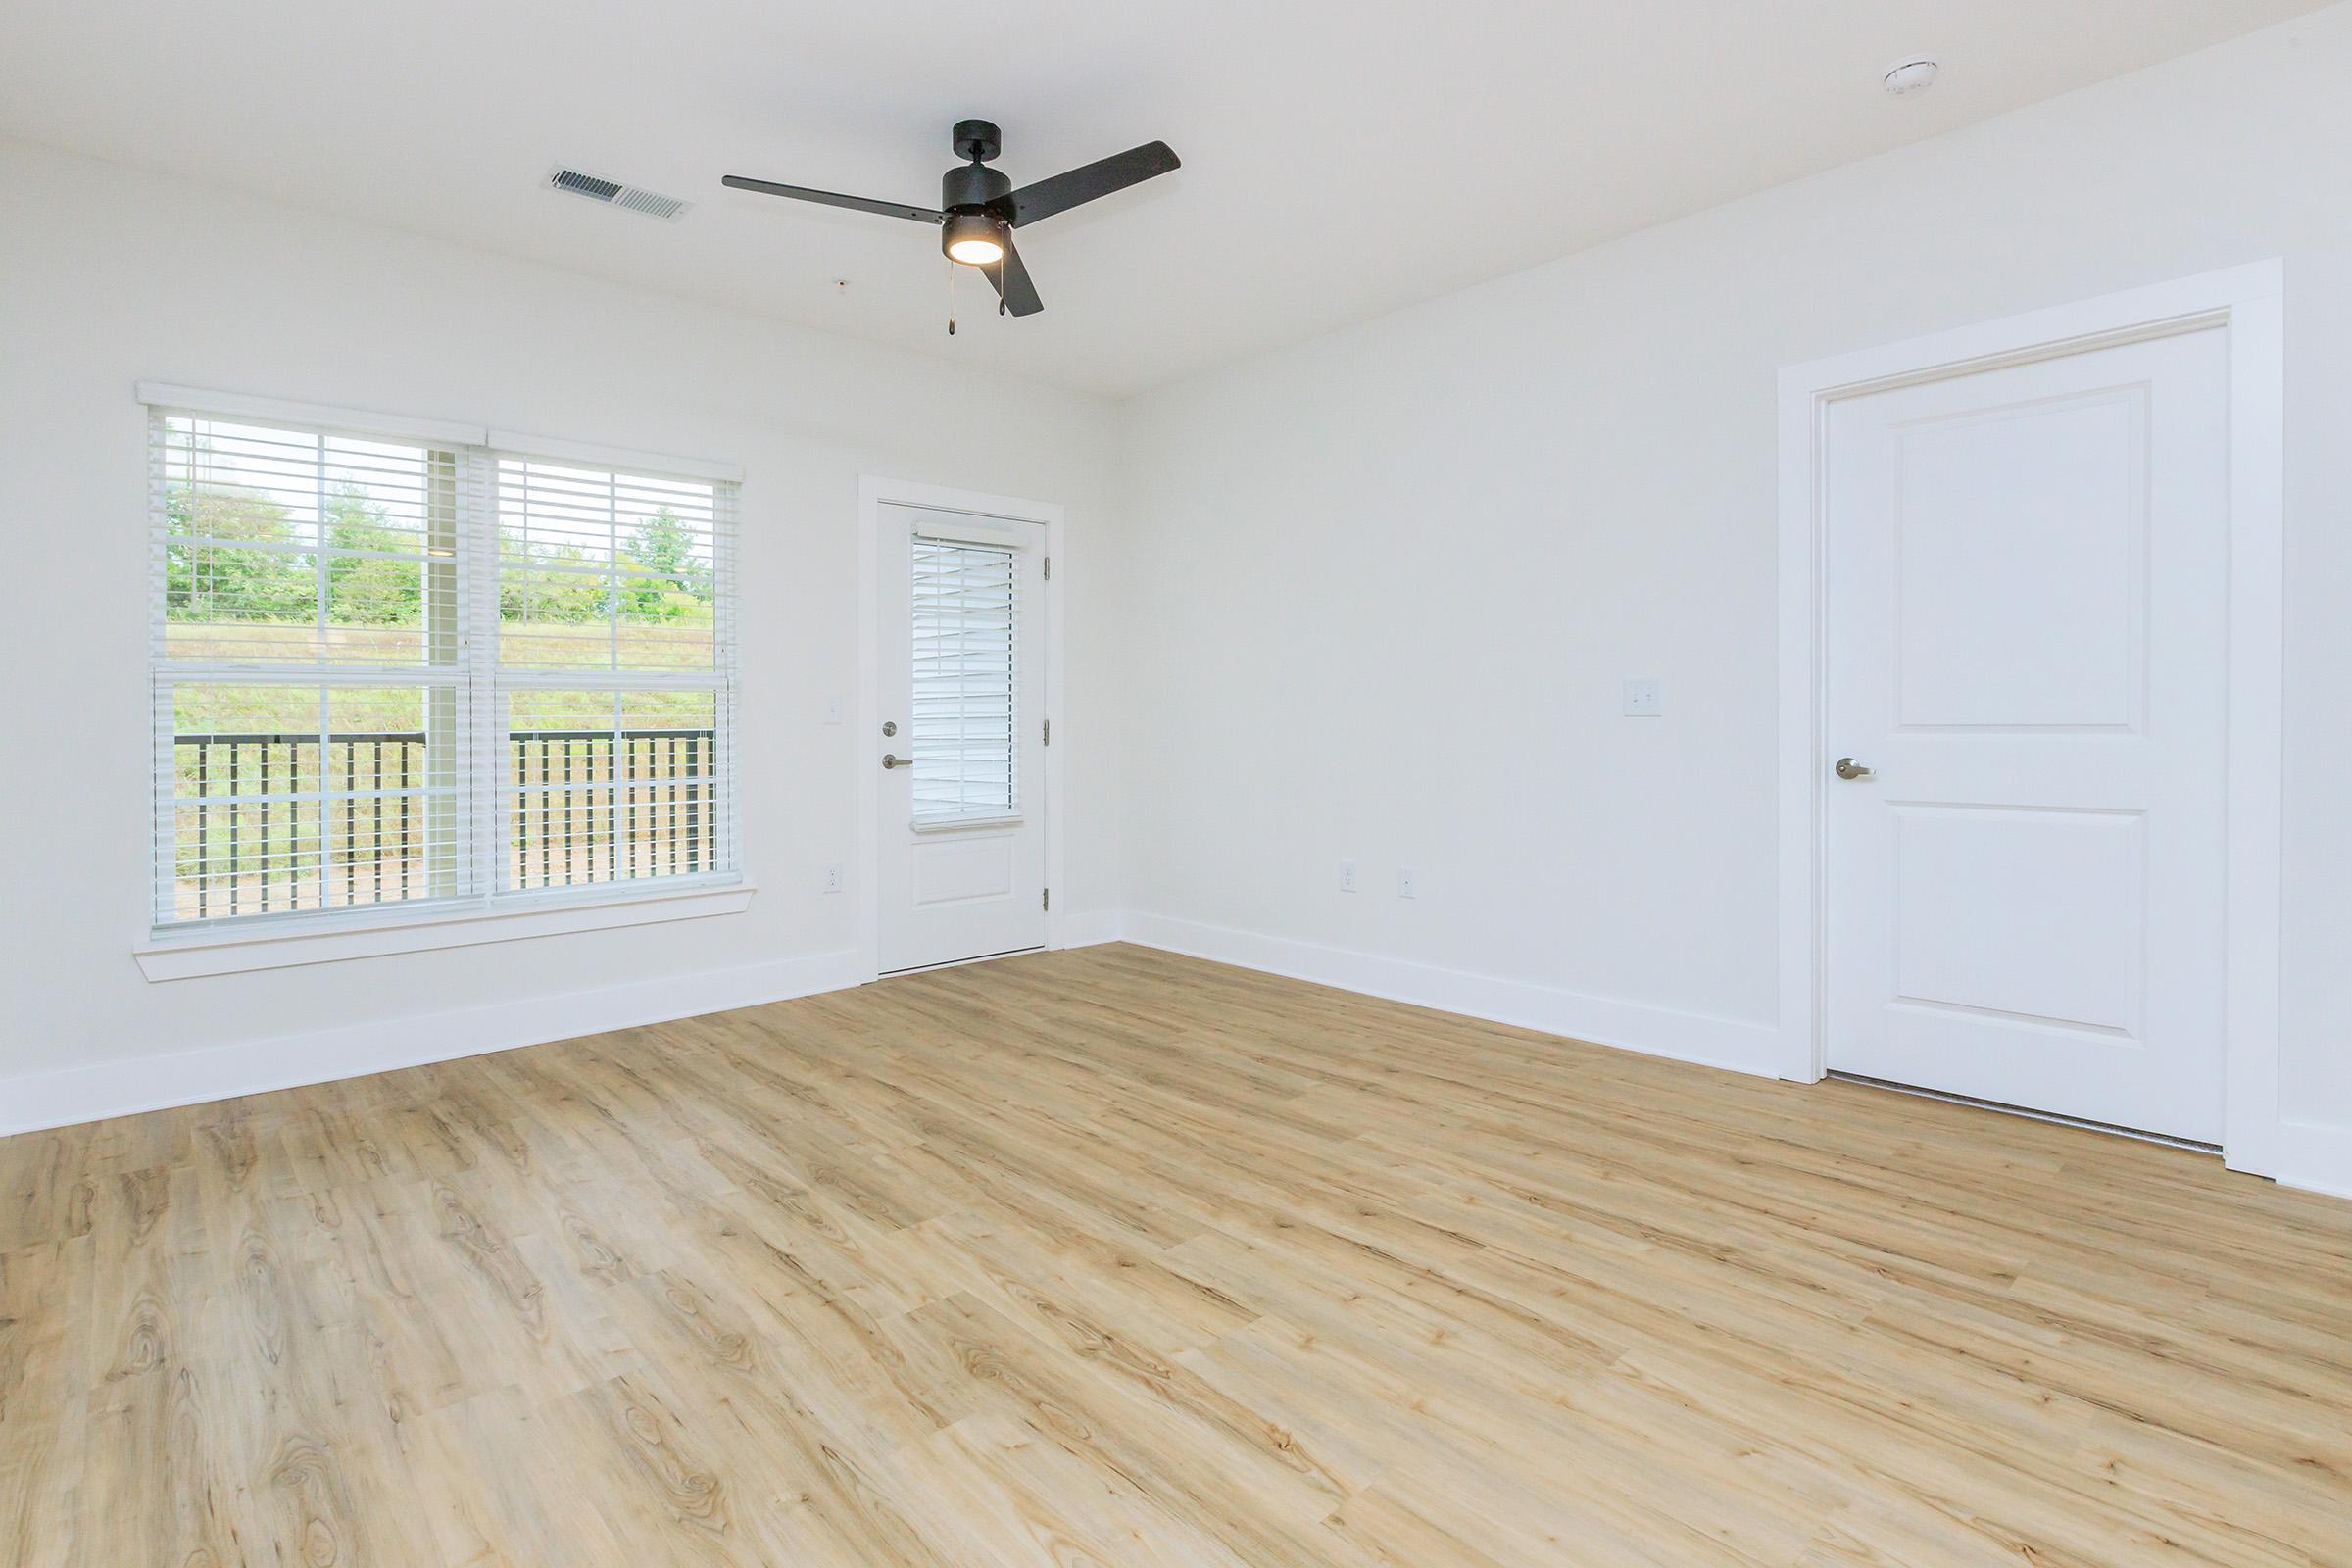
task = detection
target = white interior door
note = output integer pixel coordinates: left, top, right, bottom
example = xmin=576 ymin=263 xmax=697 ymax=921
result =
xmin=1825 ymin=326 xmax=2230 ymax=1142
xmin=876 ymin=505 xmax=1048 ymax=973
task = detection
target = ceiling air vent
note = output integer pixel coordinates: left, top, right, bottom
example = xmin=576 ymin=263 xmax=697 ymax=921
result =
xmin=548 ymin=167 xmax=690 ymax=220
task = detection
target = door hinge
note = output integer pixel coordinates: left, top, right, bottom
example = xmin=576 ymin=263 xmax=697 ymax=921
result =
xmin=1043 ymin=888 xmax=1051 ymax=912
xmin=1043 ymin=717 xmax=1051 ymax=746
xmin=1043 ymin=555 xmax=1052 ymax=581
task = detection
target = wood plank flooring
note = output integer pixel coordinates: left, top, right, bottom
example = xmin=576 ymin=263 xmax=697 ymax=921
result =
xmin=4 ymin=943 xmax=2349 ymax=1565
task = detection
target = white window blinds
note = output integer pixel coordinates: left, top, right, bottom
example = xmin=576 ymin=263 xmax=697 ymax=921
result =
xmin=147 ymin=401 xmax=738 ymax=934
xmin=909 ymin=535 xmax=1018 ymax=823
xmin=494 ymin=456 xmax=735 ymax=890
xmin=152 ymin=411 xmax=476 ymax=924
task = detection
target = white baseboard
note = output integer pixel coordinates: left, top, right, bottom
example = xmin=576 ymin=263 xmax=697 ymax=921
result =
xmin=1051 ymin=908 xmax=1126 ymax=949
xmin=2268 ymin=1121 xmax=2352 ymax=1200
xmin=1119 ymin=912 xmax=1786 ymax=1080
xmin=0 ymin=948 xmax=865 ymax=1138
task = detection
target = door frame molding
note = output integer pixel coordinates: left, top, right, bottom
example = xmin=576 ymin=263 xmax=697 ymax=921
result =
xmin=1774 ymin=261 xmax=2285 ymax=1175
xmin=857 ymin=475 xmax=1068 ymax=983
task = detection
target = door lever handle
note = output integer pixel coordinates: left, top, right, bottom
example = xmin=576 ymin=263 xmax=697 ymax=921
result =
xmin=1835 ymin=757 xmax=1875 ymax=781
xmin=882 ymin=754 xmax=913 ymax=769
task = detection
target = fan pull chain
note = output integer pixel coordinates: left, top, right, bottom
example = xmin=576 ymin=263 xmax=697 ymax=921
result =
xmin=946 ymin=256 xmax=957 ymax=336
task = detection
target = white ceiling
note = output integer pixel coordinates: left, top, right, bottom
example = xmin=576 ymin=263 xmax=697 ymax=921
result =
xmin=5 ymin=0 xmax=2328 ymax=397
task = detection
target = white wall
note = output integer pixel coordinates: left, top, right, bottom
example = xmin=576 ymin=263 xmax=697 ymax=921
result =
xmin=0 ymin=144 xmax=1125 ymax=1122
xmin=1113 ymin=10 xmax=2352 ymax=1190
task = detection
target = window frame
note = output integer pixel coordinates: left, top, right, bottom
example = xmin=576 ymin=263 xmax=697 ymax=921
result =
xmin=135 ymin=384 xmax=749 ymax=979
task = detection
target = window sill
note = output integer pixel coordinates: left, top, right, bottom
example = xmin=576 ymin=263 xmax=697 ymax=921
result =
xmin=135 ymin=879 xmax=757 ymax=981
xmin=909 ymin=813 xmax=1024 ymax=835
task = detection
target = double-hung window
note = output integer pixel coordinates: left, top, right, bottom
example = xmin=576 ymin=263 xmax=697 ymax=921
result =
xmin=147 ymin=392 xmax=739 ymax=952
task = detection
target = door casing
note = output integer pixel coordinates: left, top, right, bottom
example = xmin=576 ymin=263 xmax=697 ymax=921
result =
xmin=1775 ymin=262 xmax=2284 ymax=1176
xmin=857 ymin=475 xmax=1066 ymax=980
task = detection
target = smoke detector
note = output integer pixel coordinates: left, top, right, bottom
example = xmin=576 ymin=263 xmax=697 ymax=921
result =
xmin=1883 ymin=56 xmax=1940 ymax=97
xmin=547 ymin=166 xmax=690 ymax=220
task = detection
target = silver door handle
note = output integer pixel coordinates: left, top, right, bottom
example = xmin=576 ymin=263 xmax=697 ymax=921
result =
xmin=882 ymin=754 xmax=912 ymax=769
xmin=1835 ymin=757 xmax=1875 ymax=780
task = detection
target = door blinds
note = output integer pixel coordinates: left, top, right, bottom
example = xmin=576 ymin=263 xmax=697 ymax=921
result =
xmin=908 ymin=535 xmax=1019 ymax=823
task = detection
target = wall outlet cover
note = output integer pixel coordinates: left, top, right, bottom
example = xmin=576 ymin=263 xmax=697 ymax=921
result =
xmin=1622 ymin=677 xmax=1664 ymax=717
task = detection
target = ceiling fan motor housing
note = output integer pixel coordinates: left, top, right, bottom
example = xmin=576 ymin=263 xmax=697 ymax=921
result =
xmin=941 ymin=161 xmax=1011 ymax=213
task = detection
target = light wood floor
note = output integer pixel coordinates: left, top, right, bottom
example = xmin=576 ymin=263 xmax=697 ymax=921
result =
xmin=4 ymin=945 xmax=2348 ymax=1566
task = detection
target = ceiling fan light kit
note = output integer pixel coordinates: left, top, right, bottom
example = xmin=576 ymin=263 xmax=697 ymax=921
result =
xmin=722 ymin=118 xmax=1179 ymax=321
xmin=943 ymin=211 xmax=1005 ymax=267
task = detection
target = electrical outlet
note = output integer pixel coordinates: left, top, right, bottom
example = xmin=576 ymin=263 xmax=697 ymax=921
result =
xmin=822 ymin=861 xmax=843 ymax=894
xmin=1397 ymin=865 xmax=1418 ymax=899
xmin=1339 ymin=859 xmax=1358 ymax=894
xmin=1622 ymin=677 xmax=1663 ymax=717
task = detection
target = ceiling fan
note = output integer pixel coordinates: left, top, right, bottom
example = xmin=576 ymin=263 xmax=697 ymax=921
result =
xmin=723 ymin=120 xmax=1179 ymax=319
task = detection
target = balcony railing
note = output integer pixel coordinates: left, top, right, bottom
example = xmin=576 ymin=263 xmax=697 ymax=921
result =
xmin=171 ymin=728 xmax=718 ymax=921
xmin=510 ymin=727 xmax=717 ymax=892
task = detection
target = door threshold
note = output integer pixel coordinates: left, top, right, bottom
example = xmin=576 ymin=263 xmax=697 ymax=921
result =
xmin=1825 ymin=1071 xmax=2221 ymax=1154
xmin=879 ymin=944 xmax=1046 ymax=978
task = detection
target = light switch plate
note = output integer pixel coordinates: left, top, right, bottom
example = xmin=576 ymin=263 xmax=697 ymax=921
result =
xmin=1622 ymin=677 xmax=1663 ymax=717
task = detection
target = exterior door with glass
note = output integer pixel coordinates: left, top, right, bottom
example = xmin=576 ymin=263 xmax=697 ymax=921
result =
xmin=875 ymin=505 xmax=1047 ymax=972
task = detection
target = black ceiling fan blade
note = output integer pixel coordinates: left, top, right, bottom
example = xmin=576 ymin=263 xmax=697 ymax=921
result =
xmin=983 ymin=232 xmax=1045 ymax=317
xmin=1004 ymin=141 xmax=1179 ymax=227
xmin=721 ymin=175 xmax=943 ymax=223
